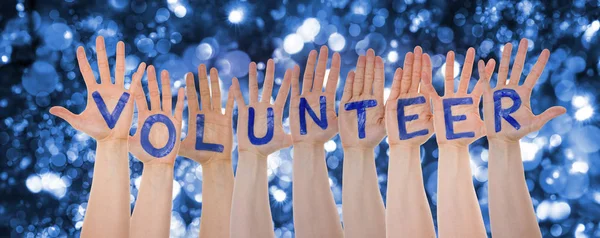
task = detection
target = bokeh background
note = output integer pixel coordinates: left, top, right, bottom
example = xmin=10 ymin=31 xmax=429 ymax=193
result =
xmin=0 ymin=0 xmax=599 ymax=237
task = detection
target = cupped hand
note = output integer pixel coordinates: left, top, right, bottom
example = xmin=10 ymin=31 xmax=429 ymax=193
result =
xmin=289 ymin=46 xmax=340 ymax=145
xmin=179 ymin=65 xmax=234 ymax=165
xmin=128 ymin=66 xmax=185 ymax=165
xmin=339 ymin=49 xmax=386 ymax=149
xmin=231 ymin=60 xmax=293 ymax=157
xmin=482 ymin=38 xmax=566 ymax=142
xmin=50 ymin=36 xmax=146 ymax=141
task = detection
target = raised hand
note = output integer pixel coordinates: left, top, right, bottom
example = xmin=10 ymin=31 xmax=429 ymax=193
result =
xmin=231 ymin=60 xmax=292 ymax=157
xmin=50 ymin=36 xmax=145 ymax=140
xmin=128 ymin=66 xmax=185 ymax=165
xmin=179 ymin=65 xmax=234 ymax=165
xmin=385 ymin=46 xmax=434 ymax=146
xmin=290 ymin=46 xmax=340 ymax=144
xmin=482 ymin=38 xmax=566 ymax=141
xmin=421 ymin=47 xmax=495 ymax=146
xmin=339 ymin=49 xmax=386 ymax=149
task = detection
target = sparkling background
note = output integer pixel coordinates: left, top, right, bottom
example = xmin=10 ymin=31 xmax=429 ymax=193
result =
xmin=0 ymin=0 xmax=599 ymax=237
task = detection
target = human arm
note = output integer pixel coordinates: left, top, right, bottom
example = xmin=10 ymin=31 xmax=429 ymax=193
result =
xmin=178 ymin=65 xmax=235 ymax=238
xmin=338 ymin=49 xmax=386 ymax=238
xmin=229 ymin=60 xmax=293 ymax=238
xmin=482 ymin=39 xmax=565 ymax=238
xmin=384 ymin=47 xmax=435 ymax=237
xmin=128 ymin=66 xmax=185 ymax=238
xmin=49 ymin=36 xmax=144 ymax=238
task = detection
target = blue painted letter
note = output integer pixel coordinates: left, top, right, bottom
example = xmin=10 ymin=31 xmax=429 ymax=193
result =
xmin=195 ymin=114 xmax=225 ymax=152
xmin=397 ymin=96 xmax=429 ymax=140
xmin=92 ymin=91 xmax=130 ymax=129
xmin=299 ymin=96 xmax=328 ymax=135
xmin=344 ymin=100 xmax=378 ymax=139
xmin=493 ymin=88 xmax=522 ymax=132
xmin=442 ymin=97 xmax=475 ymax=140
xmin=248 ymin=107 xmax=275 ymax=145
xmin=141 ymin=114 xmax=177 ymax=158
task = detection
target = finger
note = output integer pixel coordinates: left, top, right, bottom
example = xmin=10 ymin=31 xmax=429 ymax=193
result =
xmin=523 ymin=49 xmax=550 ymax=90
xmin=303 ymin=50 xmax=318 ymax=94
xmin=353 ymin=55 xmax=366 ymax=96
xmin=444 ymin=51 xmax=455 ymax=96
xmin=325 ymin=52 xmax=341 ymax=95
xmin=509 ymin=38 xmax=529 ymax=86
xmin=249 ymin=62 xmax=259 ymax=103
xmin=341 ymin=71 xmax=354 ymax=102
xmin=129 ymin=62 xmax=146 ymax=94
xmin=147 ymin=65 xmax=162 ymax=111
xmin=389 ymin=68 xmax=403 ymax=100
xmin=198 ymin=64 xmax=211 ymax=111
xmin=481 ymin=74 xmax=494 ymax=121
xmin=261 ymin=59 xmax=275 ymax=103
xmin=275 ymin=69 xmax=291 ymax=109
xmin=497 ymin=43 xmax=513 ymax=87
xmin=96 ymin=36 xmax=112 ymax=84
xmin=373 ymin=56 xmax=385 ymax=102
xmin=313 ymin=46 xmax=329 ymax=92
xmin=185 ymin=72 xmax=199 ymax=111
xmin=291 ymin=65 xmax=301 ymax=100
xmin=458 ymin=47 xmax=475 ymax=94
xmin=421 ymin=53 xmax=433 ymax=94
xmin=210 ymin=68 xmax=222 ymax=111
xmin=115 ymin=41 xmax=125 ymax=87
xmin=49 ymin=106 xmax=79 ymax=126
xmin=225 ymin=85 xmax=235 ymax=116
xmin=473 ymin=59 xmax=496 ymax=104
xmin=533 ymin=106 xmax=567 ymax=131
xmin=133 ymin=69 xmax=148 ymax=112
xmin=400 ymin=52 xmax=414 ymax=94
xmin=232 ymin=77 xmax=247 ymax=108
xmin=174 ymin=87 xmax=185 ymax=121
xmin=363 ymin=49 xmax=376 ymax=95
xmin=420 ymin=54 xmax=439 ymax=99
xmin=161 ymin=70 xmax=173 ymax=114
xmin=409 ymin=46 xmax=422 ymax=93
xmin=76 ymin=46 xmax=96 ymax=87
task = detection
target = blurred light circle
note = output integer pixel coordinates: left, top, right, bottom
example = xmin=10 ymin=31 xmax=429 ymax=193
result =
xmin=109 ymin=0 xmax=129 ymax=10
xmin=136 ymin=38 xmax=154 ymax=53
xmin=156 ymin=39 xmax=171 ymax=54
xmin=373 ymin=15 xmax=385 ymax=27
xmin=170 ymin=32 xmax=182 ymax=44
xmin=174 ymin=5 xmax=187 ymax=18
xmin=51 ymin=153 xmax=67 ymax=167
xmin=566 ymin=56 xmax=586 ymax=73
xmin=283 ymin=34 xmax=304 ymax=54
xmin=355 ymin=33 xmax=387 ymax=55
xmin=26 ymin=174 xmax=42 ymax=193
xmin=539 ymin=166 xmax=568 ymax=194
xmin=349 ymin=24 xmax=361 ymax=37
xmin=228 ymin=8 xmax=244 ymax=23
xmin=559 ymin=171 xmax=589 ymax=199
xmin=328 ymin=33 xmax=345 ymax=52
xmin=569 ymin=126 xmax=600 ymax=153
xmin=195 ymin=43 xmax=213 ymax=60
xmin=549 ymin=200 xmax=571 ymax=221
xmin=35 ymin=92 xmax=51 ymax=107
xmin=223 ymin=51 xmax=251 ymax=77
xmin=437 ymin=27 xmax=454 ymax=44
xmin=125 ymin=55 xmax=141 ymax=72
xmin=387 ymin=51 xmax=399 ymax=63
xmin=44 ymin=23 xmax=73 ymax=51
xmin=297 ymin=18 xmax=320 ymax=42
xmin=130 ymin=0 xmax=147 ymax=14
xmin=22 ymin=61 xmax=58 ymax=95
xmin=155 ymin=8 xmax=171 ymax=23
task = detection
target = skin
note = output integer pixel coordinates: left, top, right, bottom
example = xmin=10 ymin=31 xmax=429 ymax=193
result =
xmin=230 ymin=60 xmax=292 ymax=238
xmin=338 ymin=49 xmax=386 ymax=238
xmin=49 ymin=36 xmax=145 ymax=238
xmin=483 ymin=38 xmax=566 ymax=238
xmin=128 ymin=66 xmax=185 ymax=238
xmin=289 ymin=46 xmax=344 ymax=238
xmin=384 ymin=46 xmax=435 ymax=238
xmin=179 ymin=65 xmax=235 ymax=238
xmin=421 ymin=48 xmax=495 ymax=238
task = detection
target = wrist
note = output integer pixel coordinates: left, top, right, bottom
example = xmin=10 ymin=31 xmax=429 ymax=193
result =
xmin=201 ymin=158 xmax=232 ymax=170
xmin=488 ymin=138 xmax=520 ymax=148
xmin=438 ymin=144 xmax=469 ymax=158
xmin=389 ymin=145 xmax=420 ymax=159
xmin=238 ymin=150 xmax=268 ymax=160
xmin=343 ymin=147 xmax=373 ymax=158
xmin=143 ymin=163 xmax=175 ymax=174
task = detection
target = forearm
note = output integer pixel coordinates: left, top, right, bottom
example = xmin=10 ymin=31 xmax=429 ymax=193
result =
xmin=200 ymin=159 xmax=234 ymax=238
xmin=488 ymin=140 xmax=541 ymax=238
xmin=81 ymin=140 xmax=131 ymax=238
xmin=230 ymin=151 xmax=275 ymax=238
xmin=342 ymin=147 xmax=385 ymax=238
xmin=130 ymin=163 xmax=174 ymax=238
xmin=386 ymin=145 xmax=435 ymax=238
xmin=437 ymin=145 xmax=486 ymax=238
xmin=293 ymin=143 xmax=343 ymax=238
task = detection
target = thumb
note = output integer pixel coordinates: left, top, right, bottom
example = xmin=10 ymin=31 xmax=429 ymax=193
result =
xmin=533 ymin=106 xmax=566 ymax=131
xmin=49 ymin=106 xmax=79 ymax=126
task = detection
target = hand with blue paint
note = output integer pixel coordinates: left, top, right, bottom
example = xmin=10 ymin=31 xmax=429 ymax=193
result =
xmin=289 ymin=46 xmax=344 ymax=238
xmin=339 ymin=49 xmax=386 ymax=238
xmin=384 ymin=46 xmax=436 ymax=238
xmin=230 ymin=60 xmax=292 ymax=238
xmin=484 ymin=39 xmax=565 ymax=238
xmin=49 ymin=36 xmax=145 ymax=237
xmin=179 ymin=65 xmax=235 ymax=238
xmin=128 ymin=66 xmax=185 ymax=238
xmin=420 ymin=48 xmax=495 ymax=238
